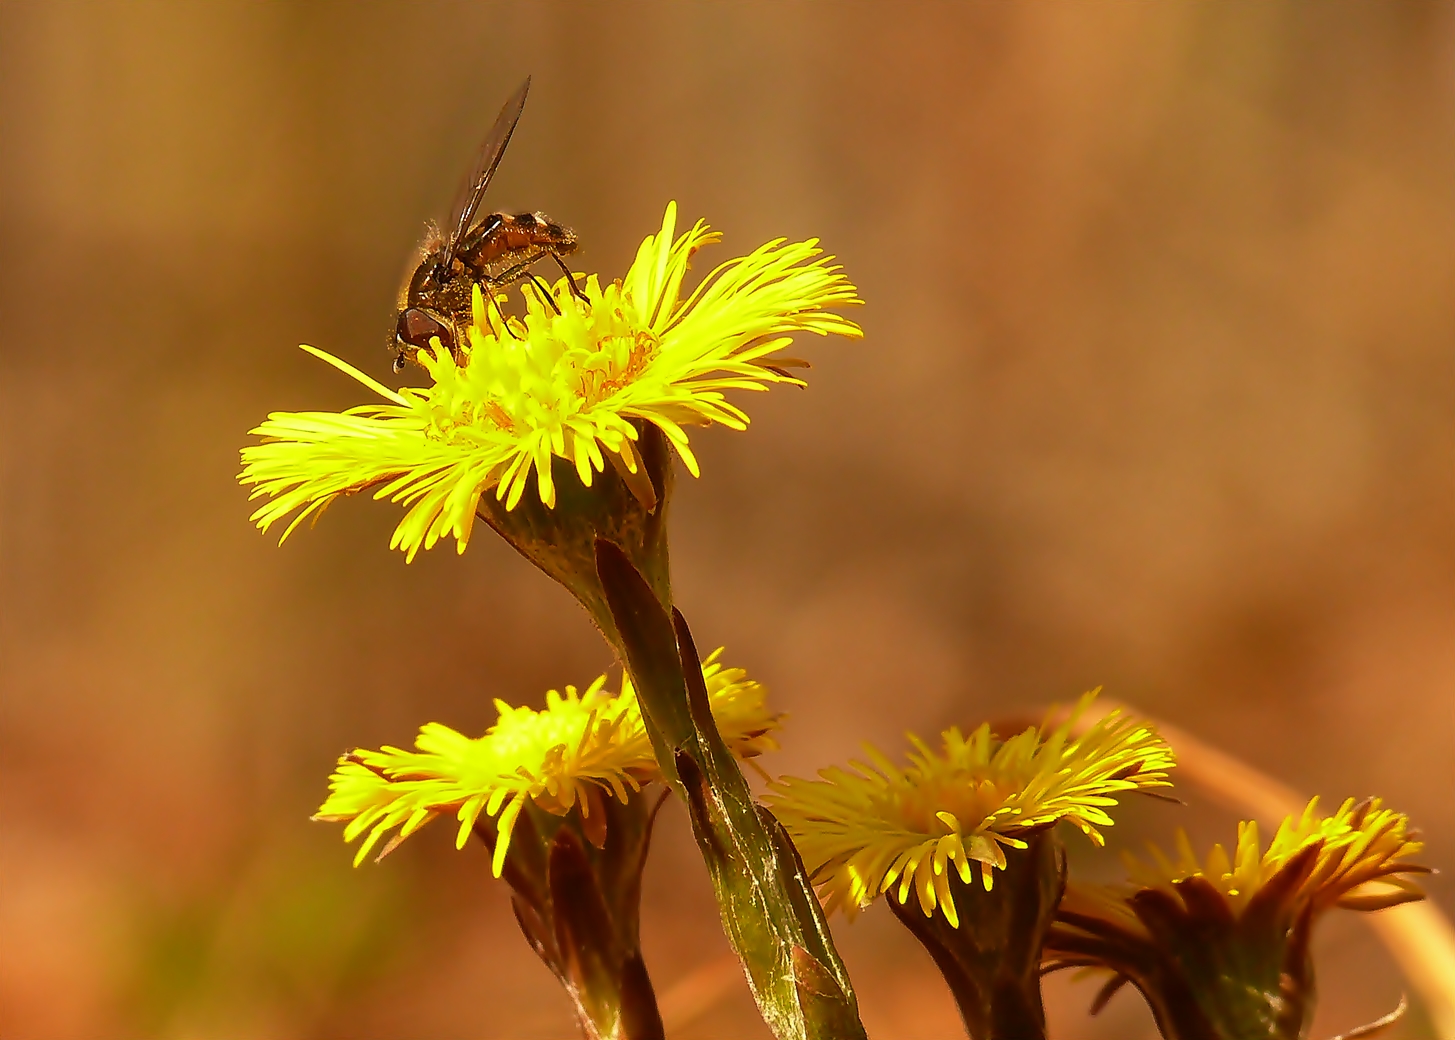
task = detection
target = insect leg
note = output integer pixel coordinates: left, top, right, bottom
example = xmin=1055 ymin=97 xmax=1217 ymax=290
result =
xmin=479 ymin=283 xmax=522 ymax=341
xmin=527 ymin=273 xmax=563 ymax=315
xmin=491 ymin=257 xmax=565 ymax=315
xmin=548 ymin=251 xmax=589 ymax=302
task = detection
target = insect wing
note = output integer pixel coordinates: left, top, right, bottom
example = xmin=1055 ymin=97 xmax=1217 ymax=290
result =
xmin=440 ymin=76 xmax=531 ymax=270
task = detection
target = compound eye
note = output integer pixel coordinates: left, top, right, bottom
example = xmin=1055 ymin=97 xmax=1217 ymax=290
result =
xmin=395 ymin=308 xmax=454 ymax=353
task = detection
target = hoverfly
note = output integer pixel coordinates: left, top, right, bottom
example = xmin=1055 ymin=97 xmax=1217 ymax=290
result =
xmin=393 ymin=76 xmax=583 ymax=372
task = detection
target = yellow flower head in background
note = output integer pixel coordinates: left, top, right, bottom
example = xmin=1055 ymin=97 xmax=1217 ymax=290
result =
xmin=766 ymin=694 xmax=1174 ymax=928
xmin=1044 ymin=797 xmax=1428 ymax=1036
xmin=315 ymin=650 xmax=778 ymax=876
xmin=240 ymin=202 xmax=862 ymax=560
xmin=1055 ymin=795 xmax=1427 ymax=934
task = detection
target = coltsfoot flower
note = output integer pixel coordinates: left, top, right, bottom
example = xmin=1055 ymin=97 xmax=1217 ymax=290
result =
xmin=318 ymin=647 xmax=772 ymax=1040
xmin=766 ymin=694 xmax=1175 ymax=928
xmin=1045 ymin=797 xmax=1428 ymax=1040
xmin=240 ymin=202 xmax=862 ymax=561
xmin=768 ymin=695 xmax=1174 ymax=1040
xmin=316 ymin=650 xmax=778 ymax=876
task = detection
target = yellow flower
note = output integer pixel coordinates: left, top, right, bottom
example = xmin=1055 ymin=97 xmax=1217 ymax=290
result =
xmin=240 ymin=202 xmax=861 ymax=560
xmin=766 ymin=694 xmax=1174 ymax=929
xmin=1053 ymin=795 xmax=1427 ymax=936
xmin=315 ymin=649 xmax=778 ymax=876
xmin=1045 ymin=798 xmax=1428 ymax=1039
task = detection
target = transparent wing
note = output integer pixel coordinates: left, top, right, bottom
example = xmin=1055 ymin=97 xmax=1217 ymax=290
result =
xmin=440 ymin=76 xmax=531 ymax=269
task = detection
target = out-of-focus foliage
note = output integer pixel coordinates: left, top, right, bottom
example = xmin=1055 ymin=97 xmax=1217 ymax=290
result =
xmin=120 ymin=835 xmax=412 ymax=1037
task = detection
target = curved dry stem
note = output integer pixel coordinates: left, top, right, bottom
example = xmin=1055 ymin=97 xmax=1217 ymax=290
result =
xmin=1324 ymin=994 xmax=1406 ymax=1040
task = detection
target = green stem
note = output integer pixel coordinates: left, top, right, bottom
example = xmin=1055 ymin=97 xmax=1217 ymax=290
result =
xmin=596 ymin=540 xmax=867 ymax=1040
xmin=472 ymin=424 xmax=863 ymax=1038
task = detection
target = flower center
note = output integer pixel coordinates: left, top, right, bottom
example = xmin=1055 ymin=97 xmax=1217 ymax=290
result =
xmin=892 ymin=771 xmax=1015 ymax=836
xmin=577 ymin=330 xmax=659 ymax=405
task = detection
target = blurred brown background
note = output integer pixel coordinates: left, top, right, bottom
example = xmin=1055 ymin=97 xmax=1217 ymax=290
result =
xmin=2 ymin=2 xmax=1452 ymax=1037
